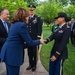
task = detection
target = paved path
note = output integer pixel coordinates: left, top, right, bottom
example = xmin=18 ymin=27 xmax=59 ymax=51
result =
xmin=0 ymin=45 xmax=49 ymax=75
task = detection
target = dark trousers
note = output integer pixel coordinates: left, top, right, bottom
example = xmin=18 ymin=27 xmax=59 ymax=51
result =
xmin=6 ymin=63 xmax=20 ymax=75
xmin=49 ymin=57 xmax=64 ymax=75
xmin=71 ymin=31 xmax=75 ymax=44
xmin=27 ymin=46 xmax=37 ymax=67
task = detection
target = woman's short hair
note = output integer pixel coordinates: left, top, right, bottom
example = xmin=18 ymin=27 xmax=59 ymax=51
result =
xmin=12 ymin=8 xmax=29 ymax=24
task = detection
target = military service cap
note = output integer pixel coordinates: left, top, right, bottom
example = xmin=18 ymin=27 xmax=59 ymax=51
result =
xmin=55 ymin=12 xmax=71 ymax=22
xmin=28 ymin=5 xmax=36 ymax=10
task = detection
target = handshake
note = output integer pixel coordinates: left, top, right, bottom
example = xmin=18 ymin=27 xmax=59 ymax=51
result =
xmin=40 ymin=39 xmax=47 ymax=44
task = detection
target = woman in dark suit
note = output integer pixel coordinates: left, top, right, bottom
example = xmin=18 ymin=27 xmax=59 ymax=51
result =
xmin=45 ymin=12 xmax=71 ymax=75
xmin=0 ymin=8 xmax=44 ymax=75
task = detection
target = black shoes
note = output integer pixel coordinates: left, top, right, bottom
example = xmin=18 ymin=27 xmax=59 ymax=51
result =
xmin=26 ymin=66 xmax=36 ymax=72
xmin=26 ymin=66 xmax=32 ymax=70
xmin=32 ymin=67 xmax=36 ymax=72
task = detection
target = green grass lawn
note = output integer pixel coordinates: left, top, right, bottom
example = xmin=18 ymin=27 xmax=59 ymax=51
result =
xmin=40 ymin=25 xmax=75 ymax=75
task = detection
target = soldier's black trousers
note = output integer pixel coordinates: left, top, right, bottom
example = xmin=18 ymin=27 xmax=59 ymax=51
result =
xmin=27 ymin=46 xmax=37 ymax=67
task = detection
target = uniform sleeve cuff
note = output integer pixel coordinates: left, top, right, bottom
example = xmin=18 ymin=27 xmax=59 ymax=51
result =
xmin=45 ymin=38 xmax=50 ymax=44
xmin=54 ymin=51 xmax=60 ymax=58
xmin=37 ymin=36 xmax=41 ymax=38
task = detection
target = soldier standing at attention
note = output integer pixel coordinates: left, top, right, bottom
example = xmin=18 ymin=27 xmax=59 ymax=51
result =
xmin=45 ymin=12 xmax=71 ymax=75
xmin=26 ymin=5 xmax=43 ymax=71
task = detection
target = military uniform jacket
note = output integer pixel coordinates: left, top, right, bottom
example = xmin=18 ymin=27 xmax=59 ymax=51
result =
xmin=46 ymin=24 xmax=71 ymax=59
xmin=27 ymin=15 xmax=42 ymax=40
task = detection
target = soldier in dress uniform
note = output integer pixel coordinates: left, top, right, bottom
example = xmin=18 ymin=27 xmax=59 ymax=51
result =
xmin=26 ymin=5 xmax=43 ymax=71
xmin=45 ymin=12 xmax=71 ymax=75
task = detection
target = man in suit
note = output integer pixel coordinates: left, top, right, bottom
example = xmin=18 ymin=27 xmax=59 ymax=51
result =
xmin=70 ymin=18 xmax=75 ymax=46
xmin=0 ymin=8 xmax=10 ymax=61
xmin=26 ymin=5 xmax=43 ymax=71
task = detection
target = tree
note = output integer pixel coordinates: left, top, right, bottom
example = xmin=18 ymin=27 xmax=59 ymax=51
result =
xmin=0 ymin=0 xmax=27 ymax=20
xmin=36 ymin=1 xmax=64 ymax=24
xmin=70 ymin=0 xmax=75 ymax=5
xmin=25 ymin=0 xmax=38 ymax=6
xmin=59 ymin=0 xmax=69 ymax=5
xmin=49 ymin=0 xmax=69 ymax=5
xmin=65 ymin=5 xmax=75 ymax=18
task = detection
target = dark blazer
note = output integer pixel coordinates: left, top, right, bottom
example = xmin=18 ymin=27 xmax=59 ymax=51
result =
xmin=0 ymin=19 xmax=10 ymax=50
xmin=1 ymin=22 xmax=40 ymax=66
xmin=70 ymin=22 xmax=75 ymax=31
xmin=27 ymin=15 xmax=42 ymax=40
xmin=45 ymin=24 xmax=71 ymax=59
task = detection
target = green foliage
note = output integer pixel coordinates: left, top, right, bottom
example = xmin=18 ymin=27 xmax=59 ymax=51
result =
xmin=65 ymin=5 xmax=75 ymax=18
xmin=0 ymin=0 xmax=28 ymax=20
xmin=59 ymin=0 xmax=69 ymax=6
xmin=70 ymin=0 xmax=75 ymax=5
xmin=49 ymin=0 xmax=69 ymax=5
xmin=25 ymin=0 xmax=38 ymax=6
xmin=1 ymin=0 xmax=75 ymax=23
xmin=36 ymin=1 xmax=64 ymax=24
xmin=35 ymin=0 xmax=75 ymax=24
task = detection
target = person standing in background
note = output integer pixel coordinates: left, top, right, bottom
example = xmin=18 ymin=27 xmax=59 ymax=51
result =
xmin=52 ymin=20 xmax=58 ymax=33
xmin=26 ymin=5 xmax=43 ymax=71
xmin=0 ymin=8 xmax=10 ymax=61
xmin=70 ymin=18 xmax=75 ymax=46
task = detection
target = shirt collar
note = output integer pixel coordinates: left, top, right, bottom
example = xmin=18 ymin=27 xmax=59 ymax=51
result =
xmin=0 ymin=18 xmax=5 ymax=23
xmin=59 ymin=23 xmax=65 ymax=28
xmin=30 ymin=15 xmax=34 ymax=18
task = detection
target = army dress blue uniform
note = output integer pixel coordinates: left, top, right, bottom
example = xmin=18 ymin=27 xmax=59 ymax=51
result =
xmin=27 ymin=15 xmax=42 ymax=69
xmin=45 ymin=24 xmax=71 ymax=75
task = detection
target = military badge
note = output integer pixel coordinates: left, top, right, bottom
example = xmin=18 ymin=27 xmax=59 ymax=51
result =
xmin=32 ymin=18 xmax=37 ymax=24
xmin=58 ymin=30 xmax=63 ymax=33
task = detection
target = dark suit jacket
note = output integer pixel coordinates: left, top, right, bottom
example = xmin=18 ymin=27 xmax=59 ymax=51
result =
xmin=73 ymin=23 xmax=75 ymax=30
xmin=1 ymin=22 xmax=40 ymax=66
xmin=46 ymin=24 xmax=71 ymax=59
xmin=0 ymin=19 xmax=10 ymax=50
xmin=70 ymin=22 xmax=75 ymax=31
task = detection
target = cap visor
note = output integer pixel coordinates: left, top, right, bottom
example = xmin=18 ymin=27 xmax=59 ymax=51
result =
xmin=29 ymin=8 xmax=35 ymax=11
